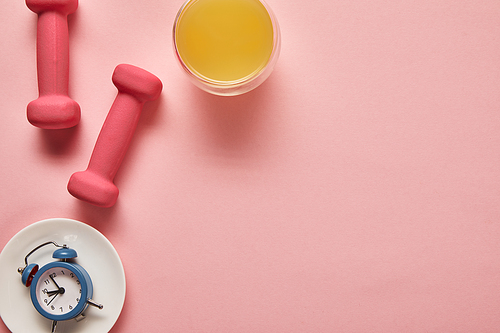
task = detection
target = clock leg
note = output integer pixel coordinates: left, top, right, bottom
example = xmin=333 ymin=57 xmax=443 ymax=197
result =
xmin=51 ymin=320 xmax=57 ymax=333
xmin=74 ymin=313 xmax=86 ymax=322
xmin=87 ymin=299 xmax=104 ymax=309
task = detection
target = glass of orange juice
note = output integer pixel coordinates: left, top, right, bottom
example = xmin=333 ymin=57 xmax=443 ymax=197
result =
xmin=173 ymin=0 xmax=281 ymax=96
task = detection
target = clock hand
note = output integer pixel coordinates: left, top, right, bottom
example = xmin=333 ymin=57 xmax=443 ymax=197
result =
xmin=47 ymin=292 xmax=60 ymax=306
xmin=49 ymin=275 xmax=66 ymax=295
xmin=47 ymin=290 xmax=60 ymax=297
xmin=49 ymin=275 xmax=61 ymax=290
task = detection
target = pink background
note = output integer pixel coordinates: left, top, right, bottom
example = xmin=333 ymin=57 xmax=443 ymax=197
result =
xmin=1 ymin=0 xmax=500 ymax=332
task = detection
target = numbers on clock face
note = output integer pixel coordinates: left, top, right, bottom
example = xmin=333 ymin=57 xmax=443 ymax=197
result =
xmin=36 ymin=267 xmax=83 ymax=315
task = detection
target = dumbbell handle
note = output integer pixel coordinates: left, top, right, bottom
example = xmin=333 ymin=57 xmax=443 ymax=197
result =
xmin=36 ymin=11 xmax=70 ymax=96
xmin=88 ymin=93 xmax=143 ymax=180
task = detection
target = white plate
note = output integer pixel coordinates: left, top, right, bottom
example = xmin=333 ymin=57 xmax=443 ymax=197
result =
xmin=0 ymin=218 xmax=126 ymax=333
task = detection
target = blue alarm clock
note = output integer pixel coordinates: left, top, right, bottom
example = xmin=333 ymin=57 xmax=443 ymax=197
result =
xmin=18 ymin=241 xmax=103 ymax=333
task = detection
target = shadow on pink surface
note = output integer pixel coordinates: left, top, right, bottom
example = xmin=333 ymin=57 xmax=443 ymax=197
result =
xmin=37 ymin=125 xmax=82 ymax=157
xmin=188 ymin=71 xmax=283 ymax=159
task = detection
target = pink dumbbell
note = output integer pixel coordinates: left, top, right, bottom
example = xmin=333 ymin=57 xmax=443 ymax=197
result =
xmin=67 ymin=64 xmax=162 ymax=207
xmin=26 ymin=0 xmax=80 ymax=129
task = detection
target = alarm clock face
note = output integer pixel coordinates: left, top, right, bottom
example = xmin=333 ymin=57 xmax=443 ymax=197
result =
xmin=31 ymin=262 xmax=91 ymax=321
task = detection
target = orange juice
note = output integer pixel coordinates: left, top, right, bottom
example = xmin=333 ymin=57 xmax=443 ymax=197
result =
xmin=174 ymin=0 xmax=275 ymax=83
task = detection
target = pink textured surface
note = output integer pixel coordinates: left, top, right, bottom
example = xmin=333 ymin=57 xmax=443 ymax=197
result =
xmin=1 ymin=0 xmax=500 ymax=332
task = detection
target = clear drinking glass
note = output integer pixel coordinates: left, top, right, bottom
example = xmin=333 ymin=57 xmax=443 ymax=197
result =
xmin=173 ymin=0 xmax=281 ymax=96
